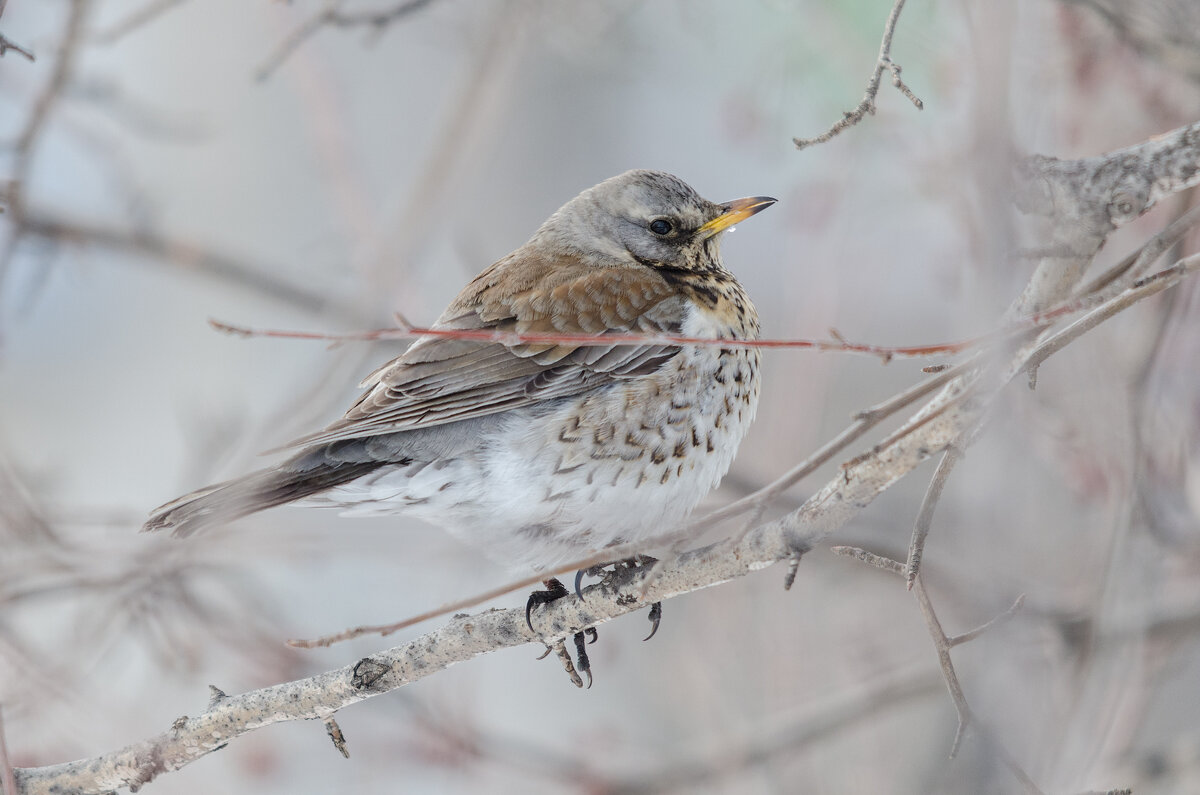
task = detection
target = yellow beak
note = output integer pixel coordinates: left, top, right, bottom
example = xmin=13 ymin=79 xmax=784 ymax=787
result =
xmin=699 ymin=195 xmax=777 ymax=237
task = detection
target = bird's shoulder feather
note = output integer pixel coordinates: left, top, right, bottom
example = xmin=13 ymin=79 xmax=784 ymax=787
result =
xmin=282 ymin=251 xmax=686 ymax=448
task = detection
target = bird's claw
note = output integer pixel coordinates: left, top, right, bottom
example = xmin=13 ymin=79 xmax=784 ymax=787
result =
xmin=526 ymin=577 xmax=570 ymax=632
xmin=644 ymin=601 xmax=662 ymax=641
xmin=527 ymin=578 xmax=596 ymax=688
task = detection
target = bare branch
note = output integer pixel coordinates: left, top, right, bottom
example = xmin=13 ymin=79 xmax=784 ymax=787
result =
xmin=210 ymin=316 xmax=984 ymax=359
xmin=92 ymin=0 xmax=188 ymax=45
xmin=1023 ymin=252 xmax=1200 ymax=377
xmin=830 ymin=548 xmax=1039 ymax=790
xmin=18 ymin=213 xmax=359 ymax=318
xmin=905 ymin=444 xmax=964 ymax=588
xmin=793 ymin=0 xmax=923 ymax=150
xmin=830 ymin=545 xmax=905 ymax=574
xmin=257 ymin=0 xmax=438 ymax=81
xmin=912 ymin=578 xmax=1044 ymax=793
xmin=948 ymin=594 xmax=1026 ymax=648
xmin=0 ymin=0 xmax=34 ymax=61
xmin=1013 ymin=120 xmax=1200 ymax=314
xmin=10 ymin=0 xmax=88 ymax=200
xmin=0 ymin=705 xmax=16 ymax=795
xmin=0 ymin=33 xmax=34 ymax=61
xmin=12 ymin=526 xmax=803 ymax=793
xmin=616 ymin=669 xmax=943 ymax=794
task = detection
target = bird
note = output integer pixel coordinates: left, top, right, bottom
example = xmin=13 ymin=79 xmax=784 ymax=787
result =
xmin=144 ymin=170 xmax=774 ymax=577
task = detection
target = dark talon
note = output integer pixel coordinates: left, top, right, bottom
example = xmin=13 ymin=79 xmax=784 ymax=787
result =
xmin=585 ymin=627 xmax=598 ymax=644
xmin=644 ymin=601 xmax=662 ymax=641
xmin=573 ymin=631 xmax=592 ymax=689
xmin=526 ymin=577 xmax=570 ymax=632
xmin=574 ymin=568 xmax=586 ymax=599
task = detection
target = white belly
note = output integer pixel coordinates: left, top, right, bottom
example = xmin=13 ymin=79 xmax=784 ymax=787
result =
xmin=315 ymin=307 xmax=761 ymax=571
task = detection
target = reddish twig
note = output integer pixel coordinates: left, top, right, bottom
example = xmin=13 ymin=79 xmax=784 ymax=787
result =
xmin=208 ymin=271 xmax=1169 ymax=359
xmin=209 ymin=317 xmax=975 ymax=360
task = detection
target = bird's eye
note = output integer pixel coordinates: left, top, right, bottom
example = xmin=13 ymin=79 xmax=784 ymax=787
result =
xmin=649 ymin=219 xmax=673 ymax=236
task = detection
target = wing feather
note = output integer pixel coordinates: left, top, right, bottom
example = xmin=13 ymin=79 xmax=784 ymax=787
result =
xmin=283 ymin=252 xmax=685 ymax=448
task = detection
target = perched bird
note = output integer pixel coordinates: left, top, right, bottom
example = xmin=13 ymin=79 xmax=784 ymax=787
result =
xmin=144 ymin=170 xmax=774 ymax=574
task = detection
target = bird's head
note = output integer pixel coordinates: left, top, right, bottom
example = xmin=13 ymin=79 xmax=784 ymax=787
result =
xmin=533 ymin=170 xmax=775 ymax=272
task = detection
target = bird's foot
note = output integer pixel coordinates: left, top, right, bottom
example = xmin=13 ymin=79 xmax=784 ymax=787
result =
xmin=573 ymin=556 xmax=663 ymax=641
xmin=527 ymin=577 xmax=597 ymax=688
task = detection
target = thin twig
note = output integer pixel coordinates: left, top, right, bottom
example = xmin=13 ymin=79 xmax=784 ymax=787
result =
xmin=835 ymin=544 xmax=1044 ymax=791
xmin=905 ymin=444 xmax=963 ymax=588
xmin=210 ymin=278 xmax=1147 ymax=358
xmin=19 ymin=214 xmax=357 ymax=318
xmin=0 ymin=705 xmax=16 ymax=795
xmin=0 ymin=33 xmax=34 ymax=61
xmin=948 ymin=594 xmax=1025 ymax=648
xmin=830 ymin=545 xmax=905 ymax=574
xmin=92 ymin=0 xmax=187 ymax=44
xmin=11 ymin=0 xmax=87 ymax=190
xmin=724 ymin=358 xmax=978 ymax=543
xmin=1 ymin=0 xmax=88 ymax=279
xmin=1022 ymin=253 xmax=1200 ymax=377
xmin=616 ymin=668 xmax=943 ymax=794
xmin=257 ymin=0 xmax=438 ymax=81
xmin=912 ymin=577 xmax=1044 ymax=793
xmin=793 ymin=0 xmax=923 ymax=149
xmin=0 ymin=0 xmax=34 ymax=61
xmin=1075 ymin=203 xmax=1200 ymax=300
xmin=210 ymin=317 xmax=980 ymax=360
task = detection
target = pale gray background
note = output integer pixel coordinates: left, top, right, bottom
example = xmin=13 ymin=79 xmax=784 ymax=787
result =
xmin=2 ymin=1 xmax=1199 ymax=793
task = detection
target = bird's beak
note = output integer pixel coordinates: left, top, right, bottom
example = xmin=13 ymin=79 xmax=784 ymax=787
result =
xmin=699 ymin=196 xmax=777 ymax=238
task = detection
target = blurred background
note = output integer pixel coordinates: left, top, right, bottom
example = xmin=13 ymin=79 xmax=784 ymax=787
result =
xmin=2 ymin=0 xmax=1200 ymax=792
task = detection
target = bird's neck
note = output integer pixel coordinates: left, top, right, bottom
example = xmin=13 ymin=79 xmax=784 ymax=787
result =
xmin=658 ymin=267 xmax=759 ymax=341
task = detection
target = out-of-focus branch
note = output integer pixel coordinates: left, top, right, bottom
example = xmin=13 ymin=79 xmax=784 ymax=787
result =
xmin=1064 ymin=0 xmax=1200 ymax=83
xmin=2 ymin=0 xmax=87 ymax=275
xmin=0 ymin=0 xmax=35 ymax=61
xmin=92 ymin=0 xmax=188 ymax=45
xmin=0 ymin=706 xmax=15 ymax=795
xmin=612 ymin=668 xmax=942 ymax=794
xmin=793 ymin=0 xmax=923 ymax=150
xmin=17 ymin=212 xmax=354 ymax=317
xmin=0 ymin=32 xmax=34 ymax=60
xmin=10 ymin=0 xmax=88 ymax=202
xmin=833 ymin=543 xmax=1039 ymax=790
xmin=257 ymin=0 xmax=439 ymax=81
xmin=0 ymin=0 xmax=358 ymax=321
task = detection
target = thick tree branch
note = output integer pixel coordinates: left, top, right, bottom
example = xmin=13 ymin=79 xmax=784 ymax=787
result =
xmin=1013 ymin=120 xmax=1200 ymax=313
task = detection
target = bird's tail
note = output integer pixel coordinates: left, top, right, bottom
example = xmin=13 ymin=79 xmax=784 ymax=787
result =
xmin=142 ymin=460 xmax=382 ymax=537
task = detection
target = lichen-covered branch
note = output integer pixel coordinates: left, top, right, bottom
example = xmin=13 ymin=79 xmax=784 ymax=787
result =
xmin=1013 ymin=120 xmax=1200 ymax=313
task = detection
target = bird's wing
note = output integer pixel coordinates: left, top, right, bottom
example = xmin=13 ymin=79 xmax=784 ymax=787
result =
xmin=282 ymin=252 xmax=686 ymax=448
